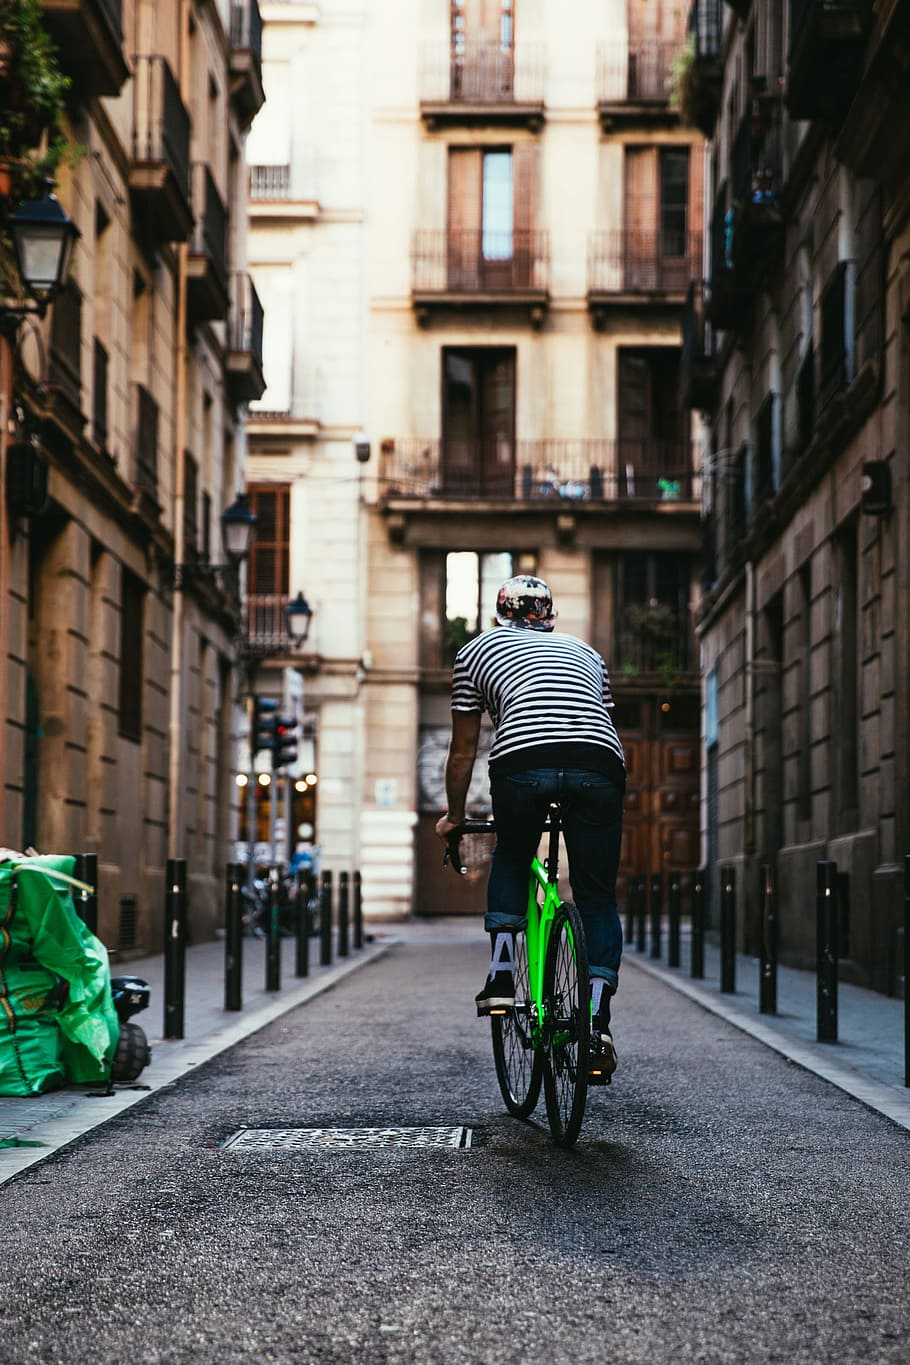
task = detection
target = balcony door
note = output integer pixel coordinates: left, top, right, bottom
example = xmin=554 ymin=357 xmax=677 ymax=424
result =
xmin=624 ymin=146 xmax=701 ymax=291
xmin=442 ymin=347 xmax=516 ymax=496
xmin=617 ymin=348 xmax=688 ymax=496
xmin=447 ymin=145 xmax=536 ymax=289
xmin=451 ymin=0 xmax=514 ymax=99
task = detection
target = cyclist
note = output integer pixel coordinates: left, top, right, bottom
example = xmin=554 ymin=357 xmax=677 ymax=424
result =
xmin=434 ymin=574 xmax=625 ymax=1081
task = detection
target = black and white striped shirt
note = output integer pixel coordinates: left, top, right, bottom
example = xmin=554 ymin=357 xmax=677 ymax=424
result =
xmin=452 ymin=625 xmax=626 ymax=788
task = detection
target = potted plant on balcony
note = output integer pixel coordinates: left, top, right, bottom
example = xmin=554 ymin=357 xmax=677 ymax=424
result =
xmin=0 ymin=0 xmax=71 ymax=206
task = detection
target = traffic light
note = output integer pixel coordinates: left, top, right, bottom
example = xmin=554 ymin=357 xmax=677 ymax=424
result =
xmin=252 ymin=696 xmax=279 ymax=760
xmin=272 ymin=715 xmax=299 ymax=770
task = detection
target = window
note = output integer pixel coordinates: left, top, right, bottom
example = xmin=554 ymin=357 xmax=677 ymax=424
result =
xmin=482 ymin=151 xmax=513 ymax=259
xmin=447 ymin=145 xmax=536 ymax=287
xmin=659 ymin=149 xmax=689 ymax=257
xmin=445 ymin=550 xmax=513 ymax=659
xmin=833 ymin=521 xmax=858 ymax=823
xmin=607 ymin=552 xmax=695 ymax=675
xmin=247 ymin=484 xmax=290 ymax=597
xmin=184 ymin=451 xmax=199 ymax=562
xmin=119 ymin=568 xmax=145 ymax=743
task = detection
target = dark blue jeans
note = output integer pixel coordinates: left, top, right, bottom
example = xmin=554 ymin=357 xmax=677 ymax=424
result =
xmin=487 ymin=767 xmax=624 ymax=991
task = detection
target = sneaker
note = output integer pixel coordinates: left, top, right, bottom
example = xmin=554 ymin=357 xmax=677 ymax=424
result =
xmin=588 ymin=1017 xmax=617 ymax=1085
xmin=475 ymin=972 xmax=515 ymax=1017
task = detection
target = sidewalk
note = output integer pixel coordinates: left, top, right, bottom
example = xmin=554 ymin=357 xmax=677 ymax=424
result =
xmin=0 ymin=928 xmax=394 ymax=1186
xmin=624 ymin=926 xmax=910 ymax=1132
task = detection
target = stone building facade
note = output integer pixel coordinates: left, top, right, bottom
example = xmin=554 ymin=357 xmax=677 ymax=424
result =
xmin=0 ymin=0 xmax=264 ymax=950
xmin=247 ymin=0 xmax=707 ymax=919
xmin=683 ymin=0 xmax=908 ymax=993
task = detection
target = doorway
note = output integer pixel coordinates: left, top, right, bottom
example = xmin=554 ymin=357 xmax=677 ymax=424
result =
xmin=442 ymin=347 xmax=516 ymax=495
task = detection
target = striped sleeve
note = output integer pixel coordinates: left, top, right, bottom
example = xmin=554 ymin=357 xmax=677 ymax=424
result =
xmin=601 ymin=657 xmax=615 ymax=708
xmin=452 ymin=649 xmax=483 ymax=712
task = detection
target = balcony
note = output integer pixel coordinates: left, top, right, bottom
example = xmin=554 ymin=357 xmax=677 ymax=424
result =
xmin=677 ymin=0 xmax=723 ymax=137
xmin=248 ymin=391 xmax=321 ymax=443
xmin=728 ymin=108 xmax=785 ymax=286
xmin=616 ymin=611 xmax=697 ymax=678
xmin=187 ymin=163 xmax=229 ymax=324
xmin=786 ymin=0 xmax=866 ymax=124
xmin=680 ymin=281 xmax=719 ymax=411
xmin=596 ymin=40 xmax=680 ymax=129
xmin=411 ymin=230 xmax=549 ymax=326
xmin=40 ymin=0 xmax=128 ymax=97
xmin=131 ymin=382 xmax=159 ymax=505
xmin=245 ymin=594 xmax=298 ymax=656
xmin=706 ymin=184 xmax=750 ymax=331
xmin=836 ymin=0 xmax=910 ymax=188
xmin=587 ymin=230 xmax=700 ymax=326
xmin=378 ymin=438 xmax=697 ymax=504
xmin=229 ymin=0 xmax=265 ymax=128
xmin=248 ymin=156 xmax=319 ymax=219
xmin=129 ymin=56 xmax=193 ymax=246
xmin=226 ymin=274 xmax=266 ymax=403
xmin=418 ymin=42 xmax=545 ymax=128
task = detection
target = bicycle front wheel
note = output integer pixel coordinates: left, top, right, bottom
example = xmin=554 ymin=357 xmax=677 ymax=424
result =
xmin=542 ymin=902 xmax=590 ymax=1147
xmin=491 ymin=928 xmax=543 ymax=1119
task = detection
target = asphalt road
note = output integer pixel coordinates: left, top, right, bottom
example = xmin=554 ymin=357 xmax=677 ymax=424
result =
xmin=2 ymin=932 xmax=909 ymax=1364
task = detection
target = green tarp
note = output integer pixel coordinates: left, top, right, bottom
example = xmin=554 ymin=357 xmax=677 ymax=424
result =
xmin=0 ymin=855 xmax=119 ymax=1096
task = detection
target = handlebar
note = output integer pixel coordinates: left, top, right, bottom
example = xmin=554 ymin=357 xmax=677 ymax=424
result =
xmin=443 ymin=821 xmax=496 ymax=877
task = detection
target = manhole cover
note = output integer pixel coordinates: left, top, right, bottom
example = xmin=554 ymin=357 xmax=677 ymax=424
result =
xmin=222 ymin=1126 xmax=472 ymax=1151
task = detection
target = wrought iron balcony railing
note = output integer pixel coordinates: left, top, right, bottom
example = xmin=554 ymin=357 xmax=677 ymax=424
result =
xmin=597 ymin=40 xmax=680 ymax=104
xmin=230 ymin=273 xmax=264 ymax=361
xmin=131 ymin=55 xmax=191 ymax=201
xmin=379 ymin=439 xmax=697 ymax=503
xmin=418 ymin=42 xmax=545 ymax=108
xmin=244 ymin=594 xmax=297 ymax=655
xmin=412 ymin=229 xmax=550 ymax=294
xmin=588 ymin=230 xmax=701 ymax=295
xmin=190 ymin=162 xmax=228 ymax=290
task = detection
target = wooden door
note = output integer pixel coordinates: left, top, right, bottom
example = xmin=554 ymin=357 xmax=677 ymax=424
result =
xmin=623 ymin=148 xmax=658 ymax=290
xmin=452 ymin=1 xmax=513 ymax=99
xmin=448 ymin=148 xmax=483 ymax=288
xmin=442 ymin=348 xmax=515 ymax=494
xmin=617 ymin=350 xmax=651 ymax=492
xmin=614 ymin=694 xmax=700 ymax=900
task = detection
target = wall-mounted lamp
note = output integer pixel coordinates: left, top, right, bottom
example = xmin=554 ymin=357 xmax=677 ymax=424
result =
xmin=1 ymin=184 xmax=79 ymax=332
xmin=285 ymin=590 xmax=314 ymax=646
xmin=353 ymin=431 xmax=371 ymax=464
xmin=174 ymin=492 xmax=257 ymax=589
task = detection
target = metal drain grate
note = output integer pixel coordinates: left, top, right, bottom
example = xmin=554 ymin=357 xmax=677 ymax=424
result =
xmin=222 ymin=1125 xmax=472 ymax=1151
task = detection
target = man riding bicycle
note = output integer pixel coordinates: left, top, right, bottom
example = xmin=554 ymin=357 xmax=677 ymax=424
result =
xmin=435 ymin=574 xmax=625 ymax=1081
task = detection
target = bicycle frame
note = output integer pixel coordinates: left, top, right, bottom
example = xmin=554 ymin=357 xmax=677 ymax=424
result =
xmin=522 ymin=812 xmax=565 ymax=1047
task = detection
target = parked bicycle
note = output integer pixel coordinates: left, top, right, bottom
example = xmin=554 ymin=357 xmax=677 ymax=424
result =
xmin=446 ymin=802 xmax=599 ymax=1147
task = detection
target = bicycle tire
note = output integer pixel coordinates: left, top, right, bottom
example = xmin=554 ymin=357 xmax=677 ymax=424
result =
xmin=542 ymin=901 xmax=590 ymax=1147
xmin=491 ymin=929 xmax=543 ymax=1119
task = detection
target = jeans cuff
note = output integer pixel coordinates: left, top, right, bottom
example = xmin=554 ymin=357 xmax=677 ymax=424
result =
xmin=589 ymin=967 xmax=618 ymax=992
xmin=484 ymin=911 xmax=528 ymax=932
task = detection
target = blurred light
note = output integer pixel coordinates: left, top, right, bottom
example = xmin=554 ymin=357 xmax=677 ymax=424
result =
xmin=235 ymin=773 xmax=248 ymax=788
xmin=661 ymin=702 xmax=671 ymax=713
xmin=305 ymin=773 xmax=318 ymax=786
xmin=258 ymin=772 xmax=272 ymax=786
xmin=294 ymin=779 xmax=307 ymax=793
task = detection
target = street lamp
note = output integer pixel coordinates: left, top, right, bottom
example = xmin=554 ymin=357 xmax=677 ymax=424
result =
xmin=220 ymin=491 xmax=257 ymax=564
xmin=2 ymin=184 xmax=79 ymax=326
xmin=285 ymin=590 xmax=314 ymax=646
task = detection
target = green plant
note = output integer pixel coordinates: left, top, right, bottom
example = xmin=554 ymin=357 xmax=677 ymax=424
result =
xmin=0 ymin=0 xmax=71 ymax=201
xmin=667 ymin=34 xmax=695 ymax=114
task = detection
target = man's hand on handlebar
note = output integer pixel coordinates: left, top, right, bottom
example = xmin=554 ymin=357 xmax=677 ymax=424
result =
xmin=434 ymin=813 xmax=462 ymax=844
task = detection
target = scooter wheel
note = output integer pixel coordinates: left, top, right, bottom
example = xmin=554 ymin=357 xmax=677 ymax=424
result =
xmin=111 ymin=1022 xmax=151 ymax=1084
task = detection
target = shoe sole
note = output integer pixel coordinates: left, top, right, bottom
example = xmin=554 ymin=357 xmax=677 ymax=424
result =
xmin=588 ymin=1034 xmax=618 ymax=1084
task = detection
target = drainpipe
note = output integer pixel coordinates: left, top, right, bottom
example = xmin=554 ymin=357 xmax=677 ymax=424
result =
xmin=0 ymin=342 xmax=11 ymax=813
xmin=167 ymin=0 xmax=191 ymax=861
xmin=744 ymin=558 xmax=756 ymax=858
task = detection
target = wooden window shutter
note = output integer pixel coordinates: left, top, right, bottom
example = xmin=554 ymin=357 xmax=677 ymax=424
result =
xmin=248 ymin=484 xmax=290 ymax=596
xmin=448 ymin=148 xmax=483 ymax=287
xmin=512 ymin=142 xmax=537 ymax=286
xmin=624 ymin=148 xmax=658 ymax=288
xmin=689 ymin=145 xmax=705 ymax=244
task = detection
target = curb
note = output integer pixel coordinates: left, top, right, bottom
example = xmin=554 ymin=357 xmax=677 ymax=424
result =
xmin=625 ymin=953 xmax=910 ymax=1134
xmin=0 ymin=939 xmax=394 ymax=1188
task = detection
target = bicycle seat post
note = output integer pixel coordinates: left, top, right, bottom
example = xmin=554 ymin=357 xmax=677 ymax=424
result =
xmin=546 ymin=803 xmax=560 ymax=885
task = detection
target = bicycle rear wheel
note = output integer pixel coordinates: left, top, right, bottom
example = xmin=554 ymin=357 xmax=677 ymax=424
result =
xmin=491 ymin=929 xmax=543 ymax=1119
xmin=542 ymin=901 xmax=590 ymax=1147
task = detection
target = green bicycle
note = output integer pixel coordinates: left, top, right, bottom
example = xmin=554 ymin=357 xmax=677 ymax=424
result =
xmin=447 ymin=804 xmax=595 ymax=1148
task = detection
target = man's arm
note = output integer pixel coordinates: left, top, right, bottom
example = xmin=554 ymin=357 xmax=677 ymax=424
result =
xmin=434 ymin=710 xmax=481 ymax=841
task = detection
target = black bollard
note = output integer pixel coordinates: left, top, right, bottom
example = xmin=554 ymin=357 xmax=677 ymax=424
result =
xmin=759 ymin=863 xmax=778 ymax=1015
xmin=904 ymin=856 xmax=910 ymax=1088
xmin=266 ymin=866 xmax=281 ymax=992
xmin=353 ymin=870 xmax=363 ymax=950
xmin=816 ymin=860 xmax=838 ymax=1042
xmin=74 ymin=853 xmax=98 ymax=935
xmin=668 ymin=871 xmax=681 ymax=968
xmin=720 ymin=865 xmax=736 ymax=993
xmin=320 ymin=869 xmax=333 ymax=967
xmin=295 ymin=869 xmax=310 ymax=978
xmin=635 ymin=876 xmax=647 ymax=953
xmin=691 ymin=867 xmax=705 ymax=979
xmin=650 ymin=874 xmax=662 ymax=959
xmin=224 ymin=862 xmax=244 ymax=1011
xmin=163 ymin=858 xmax=187 ymax=1039
xmin=338 ymin=871 xmax=350 ymax=958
